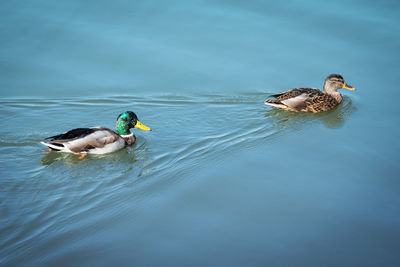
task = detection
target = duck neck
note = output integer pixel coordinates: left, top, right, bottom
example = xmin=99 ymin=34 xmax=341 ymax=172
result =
xmin=326 ymin=91 xmax=342 ymax=103
xmin=122 ymin=134 xmax=136 ymax=146
xmin=324 ymin=82 xmax=342 ymax=104
xmin=116 ymin=120 xmax=131 ymax=135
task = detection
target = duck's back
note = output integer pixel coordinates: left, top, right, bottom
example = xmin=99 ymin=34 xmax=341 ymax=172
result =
xmin=46 ymin=127 xmax=99 ymax=141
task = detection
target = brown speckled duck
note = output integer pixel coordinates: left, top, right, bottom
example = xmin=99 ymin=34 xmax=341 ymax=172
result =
xmin=265 ymin=74 xmax=355 ymax=113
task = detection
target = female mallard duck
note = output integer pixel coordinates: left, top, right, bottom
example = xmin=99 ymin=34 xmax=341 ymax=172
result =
xmin=265 ymin=74 xmax=355 ymax=112
xmin=41 ymin=111 xmax=151 ymax=159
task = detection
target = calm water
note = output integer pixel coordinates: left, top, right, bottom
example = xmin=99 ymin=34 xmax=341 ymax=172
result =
xmin=1 ymin=0 xmax=400 ymax=266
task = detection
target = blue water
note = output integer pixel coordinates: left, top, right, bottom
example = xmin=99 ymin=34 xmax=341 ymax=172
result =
xmin=1 ymin=0 xmax=400 ymax=266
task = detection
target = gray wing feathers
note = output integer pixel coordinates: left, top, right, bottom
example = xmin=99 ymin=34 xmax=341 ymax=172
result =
xmin=66 ymin=130 xmax=120 ymax=152
xmin=43 ymin=128 xmax=122 ymax=153
xmin=280 ymin=93 xmax=309 ymax=110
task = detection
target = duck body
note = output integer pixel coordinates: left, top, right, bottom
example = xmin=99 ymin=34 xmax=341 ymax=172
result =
xmin=265 ymin=74 xmax=355 ymax=113
xmin=266 ymin=87 xmax=340 ymax=113
xmin=41 ymin=127 xmax=135 ymax=154
xmin=40 ymin=111 xmax=150 ymax=156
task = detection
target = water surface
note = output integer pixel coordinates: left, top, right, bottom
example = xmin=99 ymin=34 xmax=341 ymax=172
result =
xmin=1 ymin=0 xmax=400 ymax=266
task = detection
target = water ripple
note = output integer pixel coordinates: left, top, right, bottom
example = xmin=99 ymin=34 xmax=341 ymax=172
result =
xmin=0 ymin=93 xmax=356 ymax=265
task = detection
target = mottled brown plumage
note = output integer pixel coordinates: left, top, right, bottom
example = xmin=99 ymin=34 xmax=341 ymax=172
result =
xmin=265 ymin=74 xmax=355 ymax=113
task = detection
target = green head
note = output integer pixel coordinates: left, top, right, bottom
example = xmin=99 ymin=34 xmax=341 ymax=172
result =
xmin=116 ymin=111 xmax=151 ymax=135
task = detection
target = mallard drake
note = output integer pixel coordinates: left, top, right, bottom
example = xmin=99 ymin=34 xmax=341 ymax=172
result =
xmin=41 ymin=111 xmax=151 ymax=159
xmin=265 ymin=74 xmax=355 ymax=112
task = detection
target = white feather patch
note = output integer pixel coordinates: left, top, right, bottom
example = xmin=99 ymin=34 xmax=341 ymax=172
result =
xmin=120 ymin=133 xmax=134 ymax=138
xmin=264 ymin=102 xmax=287 ymax=109
xmin=281 ymin=93 xmax=309 ymax=108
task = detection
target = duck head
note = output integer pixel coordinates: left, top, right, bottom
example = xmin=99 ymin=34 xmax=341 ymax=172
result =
xmin=323 ymin=74 xmax=356 ymax=94
xmin=116 ymin=111 xmax=151 ymax=136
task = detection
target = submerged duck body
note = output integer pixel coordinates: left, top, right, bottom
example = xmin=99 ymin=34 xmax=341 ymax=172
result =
xmin=41 ymin=111 xmax=150 ymax=157
xmin=265 ymin=74 xmax=355 ymax=113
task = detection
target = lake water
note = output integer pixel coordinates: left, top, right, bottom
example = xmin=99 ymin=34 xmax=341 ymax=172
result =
xmin=1 ymin=0 xmax=400 ymax=266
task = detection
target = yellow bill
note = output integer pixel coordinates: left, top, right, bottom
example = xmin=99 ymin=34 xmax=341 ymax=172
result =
xmin=343 ymin=82 xmax=356 ymax=91
xmin=135 ymin=120 xmax=151 ymax=131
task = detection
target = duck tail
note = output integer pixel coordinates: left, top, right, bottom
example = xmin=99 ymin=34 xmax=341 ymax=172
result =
xmin=264 ymin=99 xmax=288 ymax=109
xmin=40 ymin=141 xmax=64 ymax=151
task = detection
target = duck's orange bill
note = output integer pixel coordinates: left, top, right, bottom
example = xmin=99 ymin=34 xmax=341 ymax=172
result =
xmin=343 ymin=82 xmax=356 ymax=91
xmin=135 ymin=120 xmax=151 ymax=131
